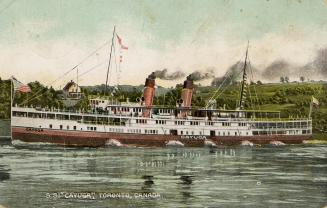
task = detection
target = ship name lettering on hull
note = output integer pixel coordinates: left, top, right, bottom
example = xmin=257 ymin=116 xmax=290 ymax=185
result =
xmin=180 ymin=135 xmax=206 ymax=140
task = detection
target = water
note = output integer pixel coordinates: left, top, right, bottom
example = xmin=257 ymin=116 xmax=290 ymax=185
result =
xmin=0 ymin=139 xmax=326 ymax=208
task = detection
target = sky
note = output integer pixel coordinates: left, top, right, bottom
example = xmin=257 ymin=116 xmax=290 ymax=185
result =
xmin=0 ymin=0 xmax=327 ymax=88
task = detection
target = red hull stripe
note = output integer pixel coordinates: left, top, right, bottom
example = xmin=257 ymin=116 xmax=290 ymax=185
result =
xmin=11 ymin=127 xmax=311 ymax=147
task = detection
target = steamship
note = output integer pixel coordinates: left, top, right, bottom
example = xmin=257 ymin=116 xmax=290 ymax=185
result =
xmin=11 ymin=72 xmax=312 ymax=147
xmin=11 ymin=36 xmax=312 ymax=147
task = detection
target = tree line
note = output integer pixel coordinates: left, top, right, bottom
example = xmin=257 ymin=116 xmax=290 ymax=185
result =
xmin=0 ymin=78 xmax=326 ymax=133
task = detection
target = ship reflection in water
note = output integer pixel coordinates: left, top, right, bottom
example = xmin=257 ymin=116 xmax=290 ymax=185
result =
xmin=0 ymin=140 xmax=326 ymax=207
xmin=0 ymin=165 xmax=10 ymax=182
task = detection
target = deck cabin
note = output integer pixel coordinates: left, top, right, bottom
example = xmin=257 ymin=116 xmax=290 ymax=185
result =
xmin=12 ymin=100 xmax=312 ymax=138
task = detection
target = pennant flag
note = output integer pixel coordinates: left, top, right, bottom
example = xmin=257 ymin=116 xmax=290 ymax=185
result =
xmin=11 ymin=77 xmax=31 ymax=93
xmin=312 ymin=96 xmax=319 ymax=106
xmin=116 ymin=34 xmax=128 ymax=50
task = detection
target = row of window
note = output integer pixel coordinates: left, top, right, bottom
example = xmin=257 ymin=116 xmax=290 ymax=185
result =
xmin=156 ymin=120 xmax=166 ymax=125
xmin=173 ymin=121 xmax=236 ymax=126
xmin=112 ymin=107 xmax=130 ymax=112
xmin=49 ymin=124 xmax=128 ymax=133
xmin=217 ymin=131 xmax=249 ymax=136
xmin=127 ymin=129 xmax=142 ymax=134
xmin=87 ymin=126 xmax=97 ymax=131
xmin=175 ymin=121 xmax=185 ymax=125
xmin=252 ymin=130 xmax=310 ymax=135
xmin=205 ymin=121 xmax=214 ymax=126
xmin=159 ymin=109 xmax=173 ymax=114
xmin=132 ymin=108 xmax=143 ymax=113
xmin=179 ymin=130 xmax=249 ymax=136
xmin=145 ymin=129 xmax=158 ymax=134
xmin=222 ymin=122 xmax=231 ymax=127
xmin=47 ymin=123 xmax=255 ymax=136
xmin=109 ymin=128 xmax=124 ymax=133
xmin=46 ymin=123 xmax=308 ymax=136
xmin=136 ymin=119 xmax=147 ymax=124
xmin=254 ymin=122 xmax=309 ymax=129
xmin=15 ymin=112 xmax=307 ymax=130
xmin=180 ymin=130 xmax=196 ymax=135
xmin=190 ymin=121 xmax=199 ymax=126
xmin=50 ymin=124 xmax=78 ymax=130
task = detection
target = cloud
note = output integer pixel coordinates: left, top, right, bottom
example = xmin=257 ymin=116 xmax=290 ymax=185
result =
xmin=1 ymin=19 xmax=327 ymax=88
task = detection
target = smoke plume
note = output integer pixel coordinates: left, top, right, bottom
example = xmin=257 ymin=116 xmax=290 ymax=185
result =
xmin=313 ymin=47 xmax=327 ymax=76
xmin=153 ymin=47 xmax=327 ymax=85
xmin=211 ymin=61 xmax=262 ymax=86
xmin=211 ymin=62 xmax=244 ymax=86
xmin=259 ymin=47 xmax=327 ymax=81
xmin=261 ymin=60 xmax=292 ymax=81
xmin=188 ymin=68 xmax=215 ymax=81
xmin=153 ymin=69 xmax=185 ymax=80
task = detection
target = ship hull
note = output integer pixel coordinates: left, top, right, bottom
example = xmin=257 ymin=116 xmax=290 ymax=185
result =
xmin=11 ymin=127 xmax=311 ymax=147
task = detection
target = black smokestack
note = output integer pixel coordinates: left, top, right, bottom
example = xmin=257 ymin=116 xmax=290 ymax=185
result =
xmin=153 ymin=69 xmax=185 ymax=80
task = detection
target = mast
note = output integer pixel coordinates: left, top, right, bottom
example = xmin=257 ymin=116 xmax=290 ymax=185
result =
xmin=105 ymin=26 xmax=116 ymax=96
xmin=239 ymin=42 xmax=249 ymax=110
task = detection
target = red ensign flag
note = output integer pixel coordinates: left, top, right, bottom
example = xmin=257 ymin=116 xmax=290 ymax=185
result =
xmin=116 ymin=35 xmax=128 ymax=50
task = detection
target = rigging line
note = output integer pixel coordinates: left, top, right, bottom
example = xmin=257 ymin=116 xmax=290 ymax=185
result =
xmin=248 ymin=59 xmax=262 ymax=119
xmin=213 ymin=70 xmax=244 ymax=106
xmin=206 ymin=62 xmax=243 ymax=108
xmin=59 ymin=60 xmax=108 ymax=87
xmin=206 ymin=75 xmax=232 ymax=108
xmin=107 ymin=40 xmax=116 ymax=96
xmin=78 ymin=61 xmax=107 ymax=78
xmin=23 ymin=62 xmax=109 ymax=105
xmin=246 ymin=59 xmax=255 ymax=110
xmin=112 ymin=37 xmax=119 ymax=87
xmin=105 ymin=26 xmax=116 ymax=96
xmin=206 ymin=60 xmax=241 ymax=107
xmin=239 ymin=42 xmax=249 ymax=110
xmin=0 ymin=0 xmax=17 ymax=16
xmin=248 ymin=62 xmax=257 ymax=111
xmin=247 ymin=76 xmax=255 ymax=110
xmin=208 ymin=60 xmax=241 ymax=102
xmin=20 ymin=40 xmax=111 ymax=106
xmin=207 ymin=76 xmax=232 ymax=108
xmin=118 ymin=48 xmax=122 ymax=86
xmin=205 ymin=78 xmax=228 ymax=108
xmin=248 ymin=59 xmax=260 ymax=110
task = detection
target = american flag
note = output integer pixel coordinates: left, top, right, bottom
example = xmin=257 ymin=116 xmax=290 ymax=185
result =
xmin=11 ymin=77 xmax=31 ymax=93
